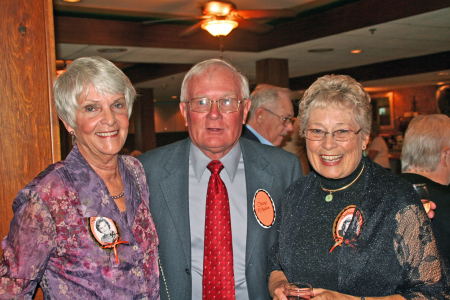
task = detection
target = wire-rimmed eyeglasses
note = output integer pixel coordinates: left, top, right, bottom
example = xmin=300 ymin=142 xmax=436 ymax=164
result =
xmin=263 ymin=108 xmax=294 ymax=126
xmin=304 ymin=128 xmax=362 ymax=141
xmin=183 ymin=97 xmax=243 ymax=113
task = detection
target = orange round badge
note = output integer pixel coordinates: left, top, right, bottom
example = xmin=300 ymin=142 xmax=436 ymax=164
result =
xmin=253 ymin=189 xmax=275 ymax=228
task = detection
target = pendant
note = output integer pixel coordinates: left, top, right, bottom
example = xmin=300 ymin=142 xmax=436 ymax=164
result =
xmin=325 ymin=194 xmax=333 ymax=202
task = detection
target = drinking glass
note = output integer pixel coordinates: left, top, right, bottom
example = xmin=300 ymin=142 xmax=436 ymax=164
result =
xmin=284 ymin=282 xmax=313 ymax=300
xmin=413 ymin=183 xmax=430 ymax=213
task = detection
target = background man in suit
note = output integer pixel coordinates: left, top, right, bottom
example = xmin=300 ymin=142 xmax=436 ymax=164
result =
xmin=241 ymin=84 xmax=294 ymax=147
xmin=138 ymin=59 xmax=301 ymax=300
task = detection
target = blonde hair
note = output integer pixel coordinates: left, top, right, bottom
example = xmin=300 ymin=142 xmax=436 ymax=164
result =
xmin=298 ymin=75 xmax=372 ymax=139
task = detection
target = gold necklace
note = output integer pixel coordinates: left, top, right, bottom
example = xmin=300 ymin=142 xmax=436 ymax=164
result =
xmin=319 ymin=163 xmax=365 ymax=202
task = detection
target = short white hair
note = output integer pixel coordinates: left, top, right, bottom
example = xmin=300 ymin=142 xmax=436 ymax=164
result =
xmin=180 ymin=59 xmax=249 ymax=103
xmin=401 ymin=114 xmax=450 ymax=172
xmin=54 ymin=56 xmax=136 ymax=129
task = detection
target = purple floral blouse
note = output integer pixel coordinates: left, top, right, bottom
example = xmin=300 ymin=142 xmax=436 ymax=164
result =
xmin=0 ymin=145 xmax=159 ymax=299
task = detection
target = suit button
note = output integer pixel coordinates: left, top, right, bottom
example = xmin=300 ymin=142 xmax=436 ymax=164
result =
xmin=185 ymin=269 xmax=190 ymax=275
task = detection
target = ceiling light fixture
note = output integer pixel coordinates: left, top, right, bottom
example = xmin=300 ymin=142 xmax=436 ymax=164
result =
xmin=351 ymin=49 xmax=363 ymax=54
xmin=201 ymin=20 xmax=238 ymax=36
xmin=63 ymin=0 xmax=82 ymax=2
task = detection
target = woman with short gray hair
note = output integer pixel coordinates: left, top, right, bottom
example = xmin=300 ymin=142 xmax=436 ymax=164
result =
xmin=0 ymin=56 xmax=160 ymax=299
xmin=269 ymin=75 xmax=448 ymax=300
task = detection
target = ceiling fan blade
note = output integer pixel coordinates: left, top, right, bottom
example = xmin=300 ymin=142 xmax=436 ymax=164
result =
xmin=236 ymin=19 xmax=273 ymax=34
xmin=179 ymin=20 xmax=208 ymax=38
xmin=142 ymin=17 xmax=196 ymax=25
xmin=234 ymin=9 xmax=296 ymax=19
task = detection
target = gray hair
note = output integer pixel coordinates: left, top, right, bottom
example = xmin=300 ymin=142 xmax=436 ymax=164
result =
xmin=248 ymin=84 xmax=292 ymax=119
xmin=298 ymin=74 xmax=372 ymax=139
xmin=54 ymin=56 xmax=136 ymax=129
xmin=401 ymin=114 xmax=450 ymax=172
xmin=180 ymin=59 xmax=249 ymax=103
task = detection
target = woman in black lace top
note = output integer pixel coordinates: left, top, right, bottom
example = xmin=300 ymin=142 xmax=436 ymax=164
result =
xmin=268 ymin=75 xmax=449 ymax=300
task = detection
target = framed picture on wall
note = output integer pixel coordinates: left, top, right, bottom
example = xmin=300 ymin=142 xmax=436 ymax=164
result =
xmin=371 ymin=92 xmax=394 ymax=129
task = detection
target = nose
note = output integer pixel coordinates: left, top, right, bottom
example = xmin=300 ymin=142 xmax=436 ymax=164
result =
xmin=322 ymin=132 xmax=337 ymax=150
xmin=207 ymin=100 xmax=222 ymax=120
xmin=101 ymin=108 xmax=116 ymax=126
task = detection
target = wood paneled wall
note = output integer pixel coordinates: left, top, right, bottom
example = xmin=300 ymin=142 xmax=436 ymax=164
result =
xmin=0 ymin=0 xmax=59 ymax=258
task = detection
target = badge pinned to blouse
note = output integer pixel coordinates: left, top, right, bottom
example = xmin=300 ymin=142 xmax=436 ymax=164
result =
xmin=88 ymin=216 xmax=129 ymax=264
xmin=253 ymin=189 xmax=276 ymax=228
xmin=330 ymin=205 xmax=363 ymax=253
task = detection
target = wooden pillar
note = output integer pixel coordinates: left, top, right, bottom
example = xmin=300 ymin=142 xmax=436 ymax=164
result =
xmin=255 ymin=58 xmax=289 ymax=88
xmin=133 ymin=88 xmax=157 ymax=153
xmin=1 ymin=0 xmax=59 ymax=237
xmin=1 ymin=0 xmax=58 ymax=298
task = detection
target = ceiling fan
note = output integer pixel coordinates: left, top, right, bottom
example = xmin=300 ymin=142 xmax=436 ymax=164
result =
xmin=145 ymin=1 xmax=297 ymax=37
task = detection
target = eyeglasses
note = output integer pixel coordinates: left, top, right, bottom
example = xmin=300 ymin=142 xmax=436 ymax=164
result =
xmin=183 ymin=97 xmax=243 ymax=113
xmin=304 ymin=128 xmax=362 ymax=141
xmin=263 ymin=108 xmax=294 ymax=126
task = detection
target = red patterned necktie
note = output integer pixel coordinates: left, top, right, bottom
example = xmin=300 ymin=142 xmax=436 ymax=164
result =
xmin=202 ymin=160 xmax=235 ymax=299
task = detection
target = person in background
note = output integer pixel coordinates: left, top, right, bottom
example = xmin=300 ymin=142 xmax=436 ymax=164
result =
xmin=0 ymin=56 xmax=159 ymax=299
xmin=399 ymin=114 xmax=450 ymax=269
xmin=138 ymin=59 xmax=302 ymax=300
xmin=242 ymin=84 xmax=294 ymax=146
xmin=367 ymin=122 xmax=391 ymax=170
xmin=268 ymin=75 xmax=448 ymax=300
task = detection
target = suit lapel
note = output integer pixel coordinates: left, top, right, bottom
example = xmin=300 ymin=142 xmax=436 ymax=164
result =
xmin=240 ymin=139 xmax=274 ymax=266
xmin=159 ymin=138 xmax=192 ymax=265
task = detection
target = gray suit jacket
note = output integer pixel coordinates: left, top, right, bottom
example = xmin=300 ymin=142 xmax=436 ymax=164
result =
xmin=138 ymin=137 xmax=302 ymax=300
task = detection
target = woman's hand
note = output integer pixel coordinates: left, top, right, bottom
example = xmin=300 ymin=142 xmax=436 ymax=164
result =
xmin=269 ymin=270 xmax=289 ymax=300
xmin=272 ymin=286 xmax=288 ymax=300
xmin=312 ymin=288 xmax=358 ymax=300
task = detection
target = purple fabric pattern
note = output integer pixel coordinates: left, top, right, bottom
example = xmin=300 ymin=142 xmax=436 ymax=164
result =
xmin=0 ymin=145 xmax=159 ymax=299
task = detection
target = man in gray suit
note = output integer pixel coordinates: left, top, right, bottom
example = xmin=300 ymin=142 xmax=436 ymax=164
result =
xmin=138 ymin=59 xmax=301 ymax=300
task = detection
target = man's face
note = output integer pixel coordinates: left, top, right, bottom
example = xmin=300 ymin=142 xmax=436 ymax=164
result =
xmin=180 ymin=66 xmax=250 ymax=160
xmin=259 ymin=93 xmax=294 ymax=146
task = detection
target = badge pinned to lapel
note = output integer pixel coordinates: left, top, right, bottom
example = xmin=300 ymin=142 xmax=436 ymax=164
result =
xmin=253 ymin=189 xmax=275 ymax=228
xmin=88 ymin=216 xmax=129 ymax=264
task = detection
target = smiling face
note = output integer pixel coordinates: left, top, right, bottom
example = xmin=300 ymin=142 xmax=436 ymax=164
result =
xmin=62 ymin=83 xmax=129 ymax=165
xmin=98 ymin=220 xmax=111 ymax=234
xmin=180 ymin=66 xmax=250 ymax=160
xmin=306 ymin=107 xmax=369 ymax=179
xmin=259 ymin=93 xmax=294 ymax=146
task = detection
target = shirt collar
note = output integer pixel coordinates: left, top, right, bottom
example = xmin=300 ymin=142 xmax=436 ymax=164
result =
xmin=190 ymin=142 xmax=241 ymax=183
xmin=245 ymin=124 xmax=273 ymax=146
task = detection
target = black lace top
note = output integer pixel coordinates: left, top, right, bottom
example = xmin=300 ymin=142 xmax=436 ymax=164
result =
xmin=268 ymin=156 xmax=450 ymax=299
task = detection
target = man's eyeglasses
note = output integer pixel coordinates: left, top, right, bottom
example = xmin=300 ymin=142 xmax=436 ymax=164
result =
xmin=183 ymin=97 xmax=243 ymax=113
xmin=304 ymin=128 xmax=362 ymax=141
xmin=263 ymin=108 xmax=294 ymax=126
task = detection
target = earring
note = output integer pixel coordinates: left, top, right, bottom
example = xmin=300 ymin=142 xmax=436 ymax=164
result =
xmin=70 ymin=131 xmax=74 ymax=136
